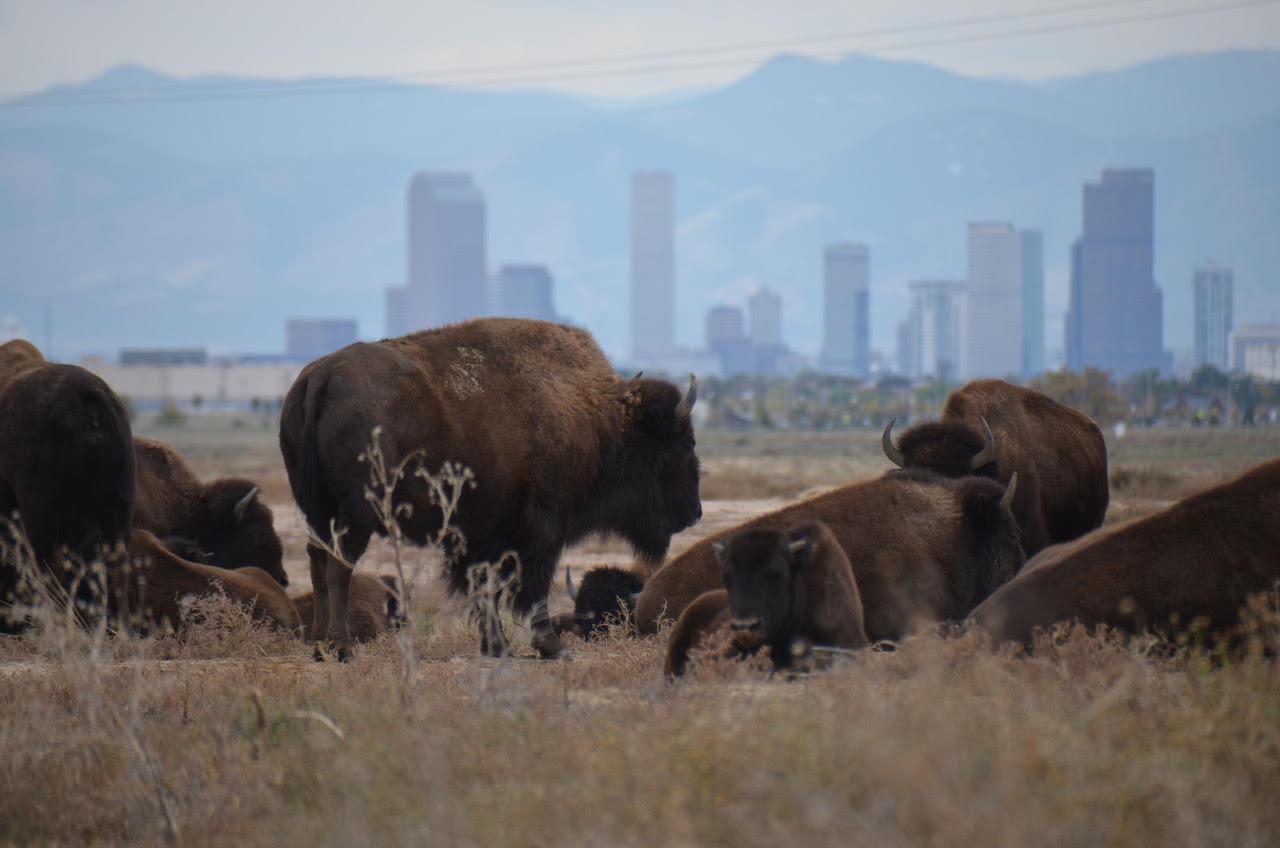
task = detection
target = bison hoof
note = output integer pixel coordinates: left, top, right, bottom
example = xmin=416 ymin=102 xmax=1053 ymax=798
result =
xmin=532 ymin=630 xmax=571 ymax=660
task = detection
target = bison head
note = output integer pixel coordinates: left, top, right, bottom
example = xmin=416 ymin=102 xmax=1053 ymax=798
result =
xmin=202 ymin=480 xmax=288 ymax=586
xmin=612 ymin=375 xmax=702 ymax=562
xmin=564 ymin=565 xmax=645 ymax=639
xmin=713 ymin=524 xmax=816 ymax=656
xmin=882 ymin=416 xmax=998 ymax=478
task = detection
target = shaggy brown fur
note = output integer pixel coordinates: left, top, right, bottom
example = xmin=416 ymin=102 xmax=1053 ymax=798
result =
xmin=293 ymin=573 xmax=402 ymax=642
xmin=0 ymin=341 xmax=134 ymax=631
xmin=558 ymin=564 xmax=646 ymax=639
xmin=665 ymin=522 xmax=869 ymax=677
xmin=884 ymin=379 xmax=1108 ymax=555
xmin=133 ymin=438 xmax=286 ymax=585
xmin=635 ymin=469 xmax=1024 ymax=640
xmin=279 ymin=318 xmax=701 ymax=660
xmin=122 ymin=531 xmax=301 ymax=632
xmin=970 ymin=459 xmax=1280 ymax=648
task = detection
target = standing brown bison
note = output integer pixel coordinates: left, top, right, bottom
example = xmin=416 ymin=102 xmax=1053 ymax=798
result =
xmin=0 ymin=341 xmax=134 ymax=630
xmin=132 ymin=438 xmax=287 ymax=585
xmin=279 ymin=318 xmax=702 ymax=660
xmin=882 ymin=379 xmax=1108 ymax=555
xmin=600 ymin=469 xmax=1022 ymax=641
xmin=970 ymin=459 xmax=1280 ymax=648
xmin=665 ymin=522 xmax=870 ymax=677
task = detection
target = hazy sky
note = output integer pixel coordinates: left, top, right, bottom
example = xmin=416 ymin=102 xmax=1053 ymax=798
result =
xmin=3 ymin=0 xmax=1280 ymax=96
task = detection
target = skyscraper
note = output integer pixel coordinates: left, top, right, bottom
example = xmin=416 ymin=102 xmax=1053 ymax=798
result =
xmin=965 ymin=223 xmax=1022 ymax=379
xmin=903 ymin=281 xmax=967 ymax=381
xmin=1193 ymin=264 xmax=1233 ymax=371
xmin=630 ymin=172 xmax=675 ymax=363
xmin=286 ymin=319 xmax=358 ymax=361
xmin=819 ymin=243 xmax=870 ymax=377
xmin=387 ymin=172 xmax=487 ymax=335
xmin=748 ymin=288 xmax=782 ymax=348
xmin=496 ymin=264 xmax=557 ymax=323
xmin=1064 ymin=168 xmax=1168 ymax=376
xmin=1021 ymin=230 xmax=1045 ymax=377
xmin=705 ymin=304 xmax=754 ymax=376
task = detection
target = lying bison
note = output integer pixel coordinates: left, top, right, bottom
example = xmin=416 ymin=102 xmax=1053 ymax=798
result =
xmin=280 ymin=318 xmax=702 ymax=659
xmin=665 ymin=521 xmax=869 ymax=676
xmin=559 ymin=565 xmax=646 ymax=638
xmin=970 ymin=459 xmax=1280 ymax=648
xmin=293 ymin=573 xmax=403 ymax=643
xmin=133 ymin=438 xmax=287 ymax=585
xmin=1 ymin=341 xmax=134 ymax=630
xmin=122 ymin=530 xmax=300 ymax=633
xmin=577 ymin=469 xmax=1022 ymax=641
xmin=882 ymin=379 xmax=1108 ymax=555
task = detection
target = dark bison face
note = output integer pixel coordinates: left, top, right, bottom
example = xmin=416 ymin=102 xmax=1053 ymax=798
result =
xmin=714 ymin=526 xmax=811 ymax=651
xmin=203 ymin=480 xmax=288 ymax=586
xmin=565 ymin=565 xmax=645 ymax=639
xmin=158 ymin=535 xmax=212 ymax=563
xmin=617 ymin=376 xmax=703 ymax=561
xmin=882 ymin=417 xmax=998 ymax=478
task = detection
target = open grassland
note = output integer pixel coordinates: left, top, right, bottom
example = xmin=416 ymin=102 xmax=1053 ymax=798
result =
xmin=1 ymin=422 xmax=1278 ymax=846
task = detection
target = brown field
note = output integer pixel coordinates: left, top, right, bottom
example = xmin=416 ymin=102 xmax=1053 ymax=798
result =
xmin=2 ymin=420 xmax=1279 ymax=846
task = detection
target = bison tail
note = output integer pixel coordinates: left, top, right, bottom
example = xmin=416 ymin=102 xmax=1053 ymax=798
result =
xmin=285 ymin=371 xmax=335 ymax=543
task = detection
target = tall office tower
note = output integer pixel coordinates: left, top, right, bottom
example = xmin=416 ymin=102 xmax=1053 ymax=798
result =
xmin=496 ymin=264 xmax=557 ymax=323
xmin=748 ymin=287 xmax=783 ymax=347
xmin=904 ymin=281 xmax=968 ymax=381
xmin=819 ymin=243 xmax=870 ymax=377
xmin=286 ymin=319 xmax=358 ymax=361
xmin=705 ymin=305 xmax=745 ymax=345
xmin=965 ymin=223 xmax=1022 ymax=379
xmin=1193 ymin=264 xmax=1233 ymax=371
xmin=895 ymin=317 xmax=917 ymax=378
xmin=1020 ymin=230 xmax=1045 ymax=377
xmin=705 ymin=304 xmax=752 ymax=377
xmin=630 ymin=171 xmax=675 ymax=363
xmin=391 ymin=172 xmax=487 ymax=334
xmin=1064 ymin=168 xmax=1168 ymax=376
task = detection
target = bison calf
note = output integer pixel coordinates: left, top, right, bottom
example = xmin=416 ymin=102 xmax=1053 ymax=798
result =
xmin=882 ymin=379 xmax=1107 ymax=555
xmin=293 ymin=573 xmax=403 ymax=643
xmin=665 ymin=522 xmax=869 ymax=677
xmin=970 ymin=458 xmax=1280 ymax=649
xmin=133 ymin=438 xmax=287 ymax=585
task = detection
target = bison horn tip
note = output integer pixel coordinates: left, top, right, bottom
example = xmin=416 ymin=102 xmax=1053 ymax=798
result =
xmin=881 ymin=418 xmax=905 ymax=467
xmin=675 ymin=373 xmax=698 ymax=418
xmin=969 ymin=417 xmax=997 ymax=471
xmin=564 ymin=566 xmax=578 ymax=600
xmin=234 ymin=485 xmax=261 ymax=521
xmin=1001 ymin=472 xmax=1018 ymax=510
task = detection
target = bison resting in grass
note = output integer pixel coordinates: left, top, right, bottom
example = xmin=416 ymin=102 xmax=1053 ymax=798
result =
xmin=0 ymin=341 xmax=134 ymax=631
xmin=882 ymin=379 xmax=1108 ymax=556
xmin=132 ymin=438 xmax=287 ymax=585
xmin=665 ymin=522 xmax=869 ymax=677
xmin=293 ymin=573 xmax=403 ymax=643
xmin=121 ymin=531 xmax=300 ymax=633
xmin=280 ymin=318 xmax=702 ymax=660
xmin=576 ymin=468 xmax=1022 ymax=642
xmin=559 ymin=564 xmax=646 ymax=638
xmin=970 ymin=459 xmax=1280 ymax=648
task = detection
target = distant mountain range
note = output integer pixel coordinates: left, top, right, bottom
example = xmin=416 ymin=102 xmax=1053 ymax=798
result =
xmin=2 ymin=50 xmax=1278 ymax=363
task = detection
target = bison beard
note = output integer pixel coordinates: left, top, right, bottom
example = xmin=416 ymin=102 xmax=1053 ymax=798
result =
xmin=0 ymin=341 xmax=135 ymax=632
xmin=279 ymin=318 xmax=702 ymax=660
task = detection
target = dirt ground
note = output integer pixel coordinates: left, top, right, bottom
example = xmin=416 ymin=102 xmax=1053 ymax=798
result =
xmin=1 ymin=420 xmax=1277 ymax=846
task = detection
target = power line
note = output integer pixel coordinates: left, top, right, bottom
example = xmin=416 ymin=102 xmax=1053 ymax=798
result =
xmin=3 ymin=0 xmax=1275 ymax=108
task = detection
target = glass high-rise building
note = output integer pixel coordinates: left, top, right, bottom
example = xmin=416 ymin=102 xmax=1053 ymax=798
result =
xmin=819 ymin=243 xmax=870 ymax=377
xmin=965 ymin=223 xmax=1022 ymax=379
xmin=496 ymin=264 xmax=557 ymax=323
xmin=630 ymin=172 xmax=675 ymax=363
xmin=1020 ymin=230 xmax=1045 ymax=377
xmin=1193 ymin=264 xmax=1233 ymax=371
xmin=1064 ymin=169 xmax=1169 ymax=376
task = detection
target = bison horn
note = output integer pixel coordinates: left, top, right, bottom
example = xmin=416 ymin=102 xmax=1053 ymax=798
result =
xmin=881 ymin=418 xmax=905 ymax=467
xmin=564 ymin=567 xmax=578 ymax=601
xmin=632 ymin=371 xmax=644 ymax=380
xmin=675 ymin=373 xmax=698 ymax=419
xmin=711 ymin=540 xmax=726 ymax=563
xmin=233 ymin=486 xmax=260 ymax=521
xmin=1001 ymin=472 xmax=1018 ymax=510
xmin=969 ymin=417 xmax=996 ymax=471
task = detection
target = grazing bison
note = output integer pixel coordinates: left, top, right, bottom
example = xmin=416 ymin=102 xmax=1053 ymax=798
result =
xmin=122 ymin=530 xmax=301 ymax=633
xmin=618 ymin=469 xmax=1022 ymax=640
xmin=293 ymin=573 xmax=404 ymax=642
xmin=559 ymin=564 xmax=646 ymax=638
xmin=970 ymin=459 xmax=1280 ymax=649
xmin=279 ymin=318 xmax=702 ymax=660
xmin=132 ymin=438 xmax=287 ymax=585
xmin=0 ymin=341 xmax=134 ymax=630
xmin=881 ymin=379 xmax=1108 ymax=555
xmin=665 ymin=522 xmax=869 ymax=677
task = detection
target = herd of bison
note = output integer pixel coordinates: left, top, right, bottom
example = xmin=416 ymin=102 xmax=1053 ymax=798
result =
xmin=1 ymin=318 xmax=1278 ymax=675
